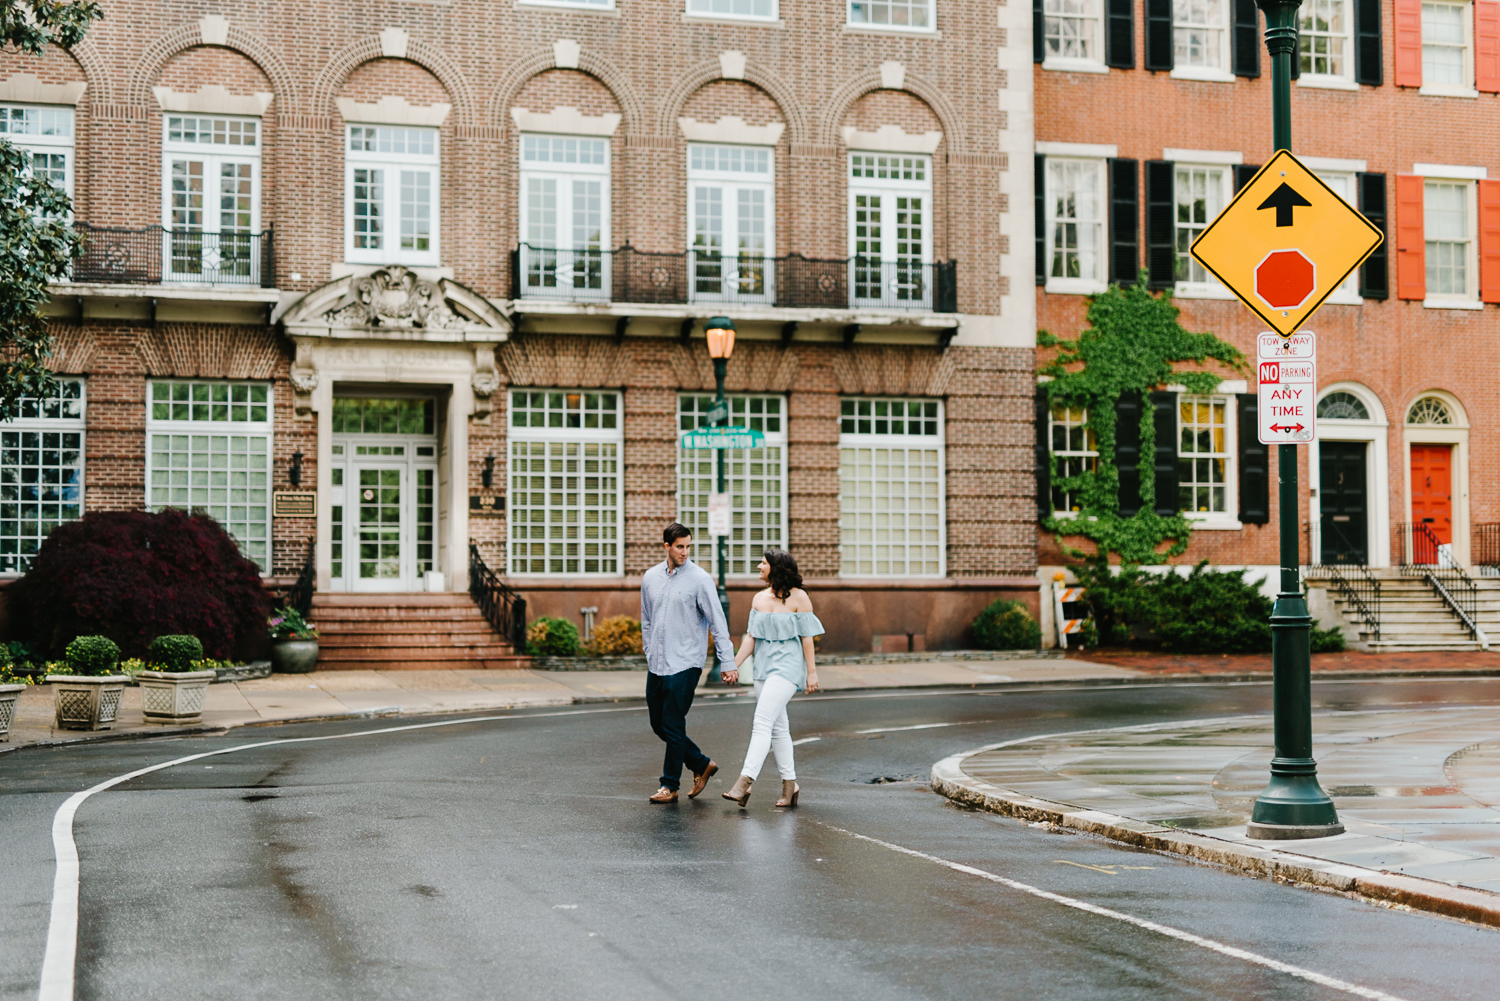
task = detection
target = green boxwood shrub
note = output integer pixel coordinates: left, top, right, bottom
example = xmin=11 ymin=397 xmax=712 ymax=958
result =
xmin=148 ymin=635 xmax=204 ymax=672
xmin=1077 ymin=561 xmax=1274 ymax=653
xmin=971 ymin=599 xmax=1043 ymax=650
xmin=64 ymin=636 xmax=121 ymax=676
xmin=1310 ymin=622 xmax=1347 ymax=653
xmin=526 ymin=616 xmax=581 ymax=657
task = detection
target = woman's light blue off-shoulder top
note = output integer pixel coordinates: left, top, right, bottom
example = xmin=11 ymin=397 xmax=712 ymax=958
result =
xmin=746 ymin=608 xmax=825 ymax=691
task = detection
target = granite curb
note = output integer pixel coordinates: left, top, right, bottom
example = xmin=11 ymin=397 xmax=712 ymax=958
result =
xmin=929 ymin=752 xmax=1500 ymax=929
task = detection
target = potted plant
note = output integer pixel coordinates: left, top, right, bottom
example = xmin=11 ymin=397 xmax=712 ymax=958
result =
xmin=47 ymin=636 xmax=130 ymax=731
xmin=269 ymin=607 xmax=319 ymax=674
xmin=0 ymin=652 xmax=34 ymax=741
xmin=137 ymin=635 xmax=216 ymax=725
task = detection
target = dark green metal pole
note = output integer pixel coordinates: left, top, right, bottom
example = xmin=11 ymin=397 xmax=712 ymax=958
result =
xmin=1247 ymin=0 xmax=1342 ymax=839
xmin=710 ymin=357 xmax=729 ymax=684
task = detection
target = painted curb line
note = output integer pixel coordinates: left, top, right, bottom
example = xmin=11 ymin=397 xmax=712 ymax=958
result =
xmin=929 ymin=752 xmax=1500 ymax=929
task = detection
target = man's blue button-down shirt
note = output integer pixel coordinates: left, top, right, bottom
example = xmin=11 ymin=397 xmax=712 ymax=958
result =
xmin=640 ymin=558 xmax=734 ymax=676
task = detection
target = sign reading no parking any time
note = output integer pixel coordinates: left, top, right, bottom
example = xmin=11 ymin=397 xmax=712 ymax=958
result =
xmin=1256 ymin=331 xmax=1316 ymax=445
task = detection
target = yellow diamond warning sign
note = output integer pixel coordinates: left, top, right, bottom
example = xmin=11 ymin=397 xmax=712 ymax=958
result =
xmin=1189 ymin=150 xmax=1383 ymax=337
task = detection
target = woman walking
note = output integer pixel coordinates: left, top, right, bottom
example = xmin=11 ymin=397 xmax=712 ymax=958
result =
xmin=722 ymin=549 xmax=823 ymax=808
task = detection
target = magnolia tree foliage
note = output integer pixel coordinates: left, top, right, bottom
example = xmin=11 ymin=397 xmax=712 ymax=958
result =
xmin=0 ymin=0 xmax=102 ymax=419
xmin=1038 ymin=276 xmax=1246 ymax=565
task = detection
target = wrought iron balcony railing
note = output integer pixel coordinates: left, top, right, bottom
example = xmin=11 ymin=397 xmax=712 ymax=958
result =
xmin=511 ymin=244 xmax=957 ymax=312
xmin=69 ymin=223 xmax=275 ymax=288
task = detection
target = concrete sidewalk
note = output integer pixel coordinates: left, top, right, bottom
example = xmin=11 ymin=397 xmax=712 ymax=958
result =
xmin=932 ymin=706 xmax=1500 ymax=926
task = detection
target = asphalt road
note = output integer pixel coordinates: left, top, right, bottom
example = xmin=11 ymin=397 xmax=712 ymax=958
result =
xmin=2 ymin=677 xmax=1498 ymax=1001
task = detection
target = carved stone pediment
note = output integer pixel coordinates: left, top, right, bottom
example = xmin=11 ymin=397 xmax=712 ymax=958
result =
xmin=280 ymin=267 xmax=511 ymax=341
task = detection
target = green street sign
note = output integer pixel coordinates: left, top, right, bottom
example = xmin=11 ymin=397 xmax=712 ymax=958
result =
xmin=679 ymin=426 xmax=765 ymax=449
xmin=705 ymin=402 xmax=729 ymax=424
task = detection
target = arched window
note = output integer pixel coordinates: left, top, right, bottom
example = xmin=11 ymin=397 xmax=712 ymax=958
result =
xmin=1406 ymin=396 xmax=1453 ymax=425
xmin=1317 ymin=391 xmax=1369 ymax=420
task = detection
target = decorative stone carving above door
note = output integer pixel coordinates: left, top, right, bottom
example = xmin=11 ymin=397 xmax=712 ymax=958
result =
xmin=280 ymin=266 xmax=512 ymax=341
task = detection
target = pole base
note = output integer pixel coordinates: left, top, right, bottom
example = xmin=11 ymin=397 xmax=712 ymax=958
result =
xmin=1246 ymin=821 xmax=1345 ymax=841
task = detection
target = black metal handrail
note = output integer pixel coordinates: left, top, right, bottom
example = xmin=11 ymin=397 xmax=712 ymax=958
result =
xmin=1477 ymin=522 xmax=1500 ymax=569
xmin=70 ymin=222 xmax=275 ymax=288
xmin=469 ymin=542 xmax=527 ymax=652
xmin=277 ymin=540 xmax=316 ymax=619
xmin=1397 ymin=522 xmax=1486 ymax=644
xmin=1324 ymin=563 xmax=1381 ymax=642
xmin=1393 ymin=520 xmax=1448 ymax=568
xmin=1304 ymin=519 xmax=1369 ymax=570
xmin=510 ymin=244 xmax=958 ymax=312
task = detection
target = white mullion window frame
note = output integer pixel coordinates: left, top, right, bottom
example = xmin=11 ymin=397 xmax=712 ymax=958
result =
xmin=838 ymin=397 xmax=945 ymax=579
xmin=1 ymin=103 xmax=75 ymax=208
xmin=848 ymin=152 xmax=934 ymax=308
xmin=1173 ymin=163 xmax=1234 ymax=298
xmin=1048 ymin=403 xmax=1098 ymax=517
xmin=687 ymin=143 xmax=775 ymax=304
xmin=1177 ymin=393 xmax=1238 ymax=525
xmin=847 ymin=0 xmax=935 ymax=32
xmin=1422 ymin=177 xmax=1479 ymax=305
xmin=519 ymin=0 xmax=615 ymax=10
xmin=518 ymin=133 xmax=611 ymax=300
xmin=345 ymin=124 xmax=441 ymax=267
xmin=1298 ymin=0 xmax=1355 ymax=86
xmin=1045 ymin=157 xmax=1107 ymax=293
xmin=1171 ymin=0 xmax=1234 ymax=81
xmin=1315 ymin=170 xmax=1364 ymax=303
xmin=677 ymin=394 xmax=788 ymax=578
xmin=1043 ymin=0 xmax=1106 ymax=72
xmin=162 ymin=114 xmax=262 ymax=284
xmin=1421 ymin=1 xmax=1475 ymax=96
xmin=686 ymin=0 xmax=779 ymax=22
xmin=0 ymin=377 xmax=86 ymax=575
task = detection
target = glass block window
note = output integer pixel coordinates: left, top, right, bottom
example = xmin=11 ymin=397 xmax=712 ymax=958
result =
xmin=838 ymin=397 xmax=944 ymax=577
xmin=167 ymin=116 xmax=258 ymax=147
xmin=1049 ymin=404 xmax=1097 ymax=513
xmin=677 ymin=395 xmax=786 ymax=575
xmin=331 ymin=397 xmax=435 ymax=435
xmin=848 ymin=0 xmax=933 ymax=30
xmin=0 ymin=378 xmax=85 ymax=574
xmin=1177 ymin=396 xmax=1230 ymax=514
xmin=508 ymin=389 xmax=623 ymax=576
xmin=150 ymin=381 xmax=270 ymax=423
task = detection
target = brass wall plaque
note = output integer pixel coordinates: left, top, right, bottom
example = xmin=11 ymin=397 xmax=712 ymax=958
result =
xmin=273 ymin=491 xmax=316 ymax=518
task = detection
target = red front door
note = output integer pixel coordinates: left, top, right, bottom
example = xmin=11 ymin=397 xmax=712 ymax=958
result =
xmin=1410 ymin=444 xmax=1453 ymax=544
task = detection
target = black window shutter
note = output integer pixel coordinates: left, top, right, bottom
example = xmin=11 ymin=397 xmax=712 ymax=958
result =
xmin=1106 ymin=0 xmax=1135 ymax=68
xmin=1232 ymin=0 xmax=1261 ymax=77
xmin=1237 ymin=394 xmax=1269 ymax=524
xmin=1145 ymin=160 xmax=1175 ymax=289
xmin=1109 ymin=158 xmax=1140 ymax=285
xmin=1145 ymin=0 xmax=1174 ymax=71
xmin=1354 ymin=0 xmax=1383 ymax=85
xmin=1115 ymin=391 xmax=1143 ymax=517
xmin=1151 ymin=391 xmax=1180 ymax=516
xmin=1234 ymin=164 xmax=1261 ymax=192
xmin=1034 ymin=0 xmax=1045 ymax=63
xmin=1036 ymin=387 xmax=1053 ymax=522
xmin=1358 ymin=172 xmax=1388 ymax=299
xmin=1036 ymin=154 xmax=1047 ymax=286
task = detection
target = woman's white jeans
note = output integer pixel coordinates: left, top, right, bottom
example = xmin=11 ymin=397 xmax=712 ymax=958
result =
xmin=740 ymin=676 xmax=799 ymax=781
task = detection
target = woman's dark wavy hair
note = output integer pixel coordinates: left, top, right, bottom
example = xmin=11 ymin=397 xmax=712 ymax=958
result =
xmin=763 ymin=548 xmax=803 ymax=601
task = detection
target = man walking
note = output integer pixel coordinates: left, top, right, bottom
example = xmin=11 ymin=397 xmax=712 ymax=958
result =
xmin=640 ymin=522 xmax=734 ymax=803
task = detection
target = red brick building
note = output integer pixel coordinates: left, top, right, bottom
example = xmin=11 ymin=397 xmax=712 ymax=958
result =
xmin=0 ymin=0 xmax=1040 ymax=657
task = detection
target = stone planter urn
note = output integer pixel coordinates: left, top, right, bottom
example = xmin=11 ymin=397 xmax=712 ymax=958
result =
xmin=137 ymin=669 xmax=216 ymax=724
xmin=0 ymin=683 xmax=25 ymax=741
xmin=46 ymin=675 xmax=129 ymax=731
xmin=270 ymin=639 xmax=319 ymax=674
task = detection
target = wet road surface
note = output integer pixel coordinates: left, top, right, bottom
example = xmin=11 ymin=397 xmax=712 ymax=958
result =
xmin=2 ymin=677 xmax=1497 ymax=1001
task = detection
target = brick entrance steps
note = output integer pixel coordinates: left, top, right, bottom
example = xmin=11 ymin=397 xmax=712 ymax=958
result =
xmin=1317 ymin=572 xmax=1499 ymax=652
xmin=310 ymin=593 xmax=529 ymax=670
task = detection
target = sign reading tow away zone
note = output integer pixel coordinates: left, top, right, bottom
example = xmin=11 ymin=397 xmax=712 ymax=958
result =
xmin=1257 ymin=331 xmax=1316 ymax=445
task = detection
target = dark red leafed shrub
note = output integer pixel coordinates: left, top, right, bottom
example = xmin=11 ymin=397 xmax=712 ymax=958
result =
xmin=9 ymin=510 xmax=271 ymax=659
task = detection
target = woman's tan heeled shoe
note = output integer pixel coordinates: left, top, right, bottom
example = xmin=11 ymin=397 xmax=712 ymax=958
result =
xmin=722 ymin=774 xmax=753 ymax=806
xmin=776 ymin=780 xmax=800 ymax=808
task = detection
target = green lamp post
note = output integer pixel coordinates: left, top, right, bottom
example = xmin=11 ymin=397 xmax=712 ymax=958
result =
xmin=704 ymin=316 xmax=736 ymax=684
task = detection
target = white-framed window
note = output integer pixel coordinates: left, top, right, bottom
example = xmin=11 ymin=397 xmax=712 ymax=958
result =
xmin=849 ymin=153 xmax=933 ymax=307
xmin=1048 ymin=404 xmax=1097 ymax=515
xmin=688 ymin=143 xmax=774 ymax=303
xmin=1300 ymin=0 xmax=1352 ymax=80
xmin=677 ymin=395 xmax=786 ymax=576
xmin=1177 ymin=395 xmax=1234 ymax=517
xmin=1 ymin=104 xmax=74 ymax=205
xmin=146 ymin=380 xmax=273 ymax=572
xmin=848 ymin=0 xmax=934 ymax=31
xmin=688 ymin=0 xmax=777 ymax=20
xmin=1424 ymin=179 xmax=1475 ymax=299
xmin=162 ymin=115 xmax=260 ymax=282
xmin=1044 ymin=0 xmax=1102 ymax=64
xmin=519 ymin=134 xmax=610 ymax=300
xmin=1046 ymin=158 xmax=1106 ymax=292
xmin=519 ymin=0 xmax=613 ymax=9
xmin=345 ymin=124 xmax=440 ymax=266
xmin=1174 ymin=164 xmax=1230 ymax=291
xmin=1173 ymin=0 xmax=1230 ymax=72
xmin=838 ymin=397 xmax=944 ymax=577
xmin=1315 ymin=170 xmax=1362 ymax=302
xmin=0 ymin=378 xmax=85 ymax=574
xmin=1422 ymin=2 xmax=1472 ymax=88
xmin=507 ymin=390 xmax=623 ymax=576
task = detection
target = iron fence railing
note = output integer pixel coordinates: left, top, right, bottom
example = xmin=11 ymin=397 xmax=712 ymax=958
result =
xmin=1304 ymin=520 xmax=1370 ymax=570
xmin=510 ymin=244 xmax=958 ymax=312
xmin=469 ymin=542 xmax=527 ymax=652
xmin=71 ymin=223 xmax=275 ymax=288
xmin=1477 ymin=522 xmax=1500 ymax=570
xmin=1323 ymin=564 xmax=1381 ymax=642
xmin=1394 ymin=520 xmax=1451 ymax=568
xmin=276 ymin=540 xmax=316 ymax=619
xmin=1396 ymin=521 xmax=1486 ymax=644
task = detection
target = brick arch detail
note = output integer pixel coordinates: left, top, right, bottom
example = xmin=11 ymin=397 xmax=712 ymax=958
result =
xmin=67 ymin=36 xmax=113 ymax=106
xmin=819 ymin=69 xmax=966 ymax=154
xmin=309 ymin=36 xmax=478 ymax=129
xmin=655 ymin=58 xmax=810 ymax=145
xmin=124 ymin=23 xmax=301 ymax=114
xmin=487 ymin=46 xmax=647 ymax=136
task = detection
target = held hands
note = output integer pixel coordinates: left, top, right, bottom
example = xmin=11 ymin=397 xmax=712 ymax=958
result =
xmin=722 ymin=669 xmax=739 ymax=686
xmin=806 ymin=671 xmax=819 ymax=693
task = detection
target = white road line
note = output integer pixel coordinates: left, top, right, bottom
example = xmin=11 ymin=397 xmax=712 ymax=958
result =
xmin=816 ymin=824 xmax=1411 ymax=1001
xmin=791 ymin=737 xmax=822 ymax=746
xmin=855 ymin=722 xmax=955 ymax=733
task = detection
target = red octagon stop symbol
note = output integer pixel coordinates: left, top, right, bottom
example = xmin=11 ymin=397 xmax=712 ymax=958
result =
xmin=1255 ymin=250 xmax=1316 ymax=310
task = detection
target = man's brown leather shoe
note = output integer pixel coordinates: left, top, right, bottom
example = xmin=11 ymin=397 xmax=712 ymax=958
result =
xmin=688 ymin=761 xmax=718 ymax=799
xmin=648 ymin=786 xmax=678 ymax=803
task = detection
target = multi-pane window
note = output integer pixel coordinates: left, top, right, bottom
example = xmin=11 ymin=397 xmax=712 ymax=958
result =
xmin=1300 ymin=0 xmax=1350 ymax=77
xmin=689 ymin=0 xmax=776 ymax=19
xmin=850 ymin=153 xmax=932 ymax=307
xmin=508 ymin=391 xmax=622 ymax=576
xmin=1177 ymin=396 xmax=1230 ymax=515
xmin=849 ymin=0 xmax=933 ymax=29
xmin=519 ymin=134 xmax=609 ymax=299
xmin=1422 ymin=2 xmax=1470 ymax=86
xmin=331 ymin=397 xmax=435 ymax=434
xmin=1049 ymin=405 xmax=1097 ymax=514
xmin=162 ymin=115 xmax=259 ymax=282
xmin=839 ymin=398 xmax=944 ymax=577
xmin=1046 ymin=159 xmax=1104 ymax=286
xmin=147 ymin=380 xmax=272 ymax=572
xmin=1175 ymin=165 xmax=1227 ymax=285
xmin=689 ymin=144 xmax=774 ymax=303
xmin=1424 ymin=180 xmax=1473 ymax=297
xmin=1 ymin=104 xmax=74 ymax=204
xmin=677 ymin=395 xmax=785 ymax=576
xmin=1174 ymin=0 xmax=1227 ymax=69
xmin=1044 ymin=0 xmax=1101 ymax=61
xmin=1315 ymin=171 xmax=1361 ymax=299
xmin=0 ymin=379 xmax=84 ymax=574
xmin=345 ymin=125 xmax=440 ymax=266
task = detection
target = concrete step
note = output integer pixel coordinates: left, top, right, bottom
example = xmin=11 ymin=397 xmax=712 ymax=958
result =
xmin=316 ymin=619 xmax=497 ymax=635
xmin=312 ymin=592 xmax=475 ymax=607
xmin=314 ymin=658 xmax=533 ymax=671
xmin=317 ymin=645 xmax=518 ymax=662
xmin=305 ymin=592 xmax=518 ymax=670
xmin=318 ymin=632 xmax=514 ymax=649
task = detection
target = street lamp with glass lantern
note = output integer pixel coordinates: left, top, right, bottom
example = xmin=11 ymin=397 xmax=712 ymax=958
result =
xmin=704 ymin=316 xmax=735 ymax=683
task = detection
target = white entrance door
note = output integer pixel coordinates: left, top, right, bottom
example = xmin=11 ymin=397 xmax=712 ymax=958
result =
xmin=352 ymin=463 xmax=408 ymax=591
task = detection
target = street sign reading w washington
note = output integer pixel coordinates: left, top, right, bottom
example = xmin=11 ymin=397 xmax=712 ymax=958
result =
xmin=1189 ymin=150 xmax=1384 ymax=337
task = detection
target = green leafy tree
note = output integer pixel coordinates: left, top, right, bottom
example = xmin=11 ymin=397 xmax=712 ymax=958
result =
xmin=0 ymin=0 xmax=102 ymax=418
xmin=1038 ymin=275 xmax=1246 ymax=564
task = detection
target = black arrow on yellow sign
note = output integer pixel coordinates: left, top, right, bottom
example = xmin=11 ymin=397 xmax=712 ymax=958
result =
xmin=1257 ymin=183 xmax=1313 ymax=227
